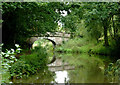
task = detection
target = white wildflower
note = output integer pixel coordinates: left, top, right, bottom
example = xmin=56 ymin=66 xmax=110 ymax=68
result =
xmin=11 ymin=49 xmax=15 ymax=53
xmin=15 ymin=44 xmax=20 ymax=48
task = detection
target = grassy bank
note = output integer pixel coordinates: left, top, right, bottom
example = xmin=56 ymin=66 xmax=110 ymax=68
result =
xmin=1 ymin=46 xmax=49 ymax=83
xmin=56 ymin=37 xmax=120 ymax=58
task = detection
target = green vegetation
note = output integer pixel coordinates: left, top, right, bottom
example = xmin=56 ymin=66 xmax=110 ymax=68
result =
xmin=33 ymin=39 xmax=54 ymax=62
xmin=104 ymin=59 xmax=120 ymax=83
xmin=1 ymin=44 xmax=48 ymax=83
xmin=9 ymin=46 xmax=48 ymax=79
xmin=56 ymin=38 xmax=88 ymax=53
xmin=2 ymin=2 xmax=67 ymax=50
xmin=1 ymin=44 xmax=21 ymax=70
xmin=56 ymin=37 xmax=120 ymax=57
xmin=1 ymin=44 xmax=22 ymax=83
xmin=56 ymin=2 xmax=120 ymax=58
xmin=2 ymin=2 xmax=120 ymax=57
xmin=1 ymin=2 xmax=120 ymax=83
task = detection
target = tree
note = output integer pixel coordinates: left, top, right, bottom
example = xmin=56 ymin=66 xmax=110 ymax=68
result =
xmin=61 ymin=3 xmax=81 ymax=38
xmin=75 ymin=2 xmax=119 ymax=46
xmin=2 ymin=2 xmax=66 ymax=49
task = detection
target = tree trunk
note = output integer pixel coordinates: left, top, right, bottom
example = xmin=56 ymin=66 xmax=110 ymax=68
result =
xmin=112 ymin=15 xmax=116 ymax=38
xmin=103 ymin=21 xmax=109 ymax=46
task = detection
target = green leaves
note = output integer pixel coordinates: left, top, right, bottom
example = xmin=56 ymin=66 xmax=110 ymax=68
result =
xmin=2 ymin=2 xmax=63 ymax=49
xmin=105 ymin=59 xmax=120 ymax=82
xmin=1 ymin=44 xmax=22 ymax=70
xmin=9 ymin=46 xmax=48 ymax=78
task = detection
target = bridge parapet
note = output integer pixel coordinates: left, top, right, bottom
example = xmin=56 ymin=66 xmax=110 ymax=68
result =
xmin=46 ymin=32 xmax=70 ymax=38
xmin=28 ymin=32 xmax=70 ymax=46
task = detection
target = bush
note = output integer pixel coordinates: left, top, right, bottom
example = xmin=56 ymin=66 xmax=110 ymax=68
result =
xmin=20 ymin=52 xmax=47 ymax=70
xmin=9 ymin=61 xmax=34 ymax=78
xmin=9 ymin=46 xmax=48 ymax=78
xmin=1 ymin=44 xmax=22 ymax=70
xmin=104 ymin=59 xmax=120 ymax=82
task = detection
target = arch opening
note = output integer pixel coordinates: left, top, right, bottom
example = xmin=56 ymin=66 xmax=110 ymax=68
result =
xmin=32 ymin=38 xmax=56 ymax=64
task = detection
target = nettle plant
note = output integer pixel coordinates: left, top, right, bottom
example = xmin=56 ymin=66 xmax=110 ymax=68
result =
xmin=0 ymin=44 xmax=22 ymax=70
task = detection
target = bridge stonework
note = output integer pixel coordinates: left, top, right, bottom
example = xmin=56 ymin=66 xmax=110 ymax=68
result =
xmin=29 ymin=36 xmax=69 ymax=46
xmin=28 ymin=32 xmax=70 ymax=46
xmin=28 ymin=32 xmax=70 ymax=63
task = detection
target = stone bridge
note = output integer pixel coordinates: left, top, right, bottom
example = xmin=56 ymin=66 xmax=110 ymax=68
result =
xmin=28 ymin=32 xmax=71 ymax=47
xmin=27 ymin=32 xmax=71 ymax=64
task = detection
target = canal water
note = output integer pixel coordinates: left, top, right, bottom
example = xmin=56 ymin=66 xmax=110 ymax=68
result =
xmin=10 ymin=53 xmax=114 ymax=83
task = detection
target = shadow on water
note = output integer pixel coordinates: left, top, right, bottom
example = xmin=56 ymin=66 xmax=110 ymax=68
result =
xmin=9 ymin=53 xmax=117 ymax=83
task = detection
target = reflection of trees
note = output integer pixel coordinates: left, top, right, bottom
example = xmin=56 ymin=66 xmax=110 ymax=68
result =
xmin=68 ymin=69 xmax=87 ymax=83
xmin=68 ymin=67 xmax=104 ymax=83
xmin=13 ymin=70 xmax=55 ymax=83
xmin=60 ymin=53 xmax=105 ymax=83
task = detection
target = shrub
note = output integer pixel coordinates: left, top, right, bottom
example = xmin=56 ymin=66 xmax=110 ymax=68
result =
xmin=9 ymin=61 xmax=34 ymax=78
xmin=9 ymin=46 xmax=48 ymax=78
xmin=1 ymin=44 xmax=22 ymax=70
xmin=104 ymin=59 xmax=120 ymax=82
xmin=20 ymin=52 xmax=47 ymax=70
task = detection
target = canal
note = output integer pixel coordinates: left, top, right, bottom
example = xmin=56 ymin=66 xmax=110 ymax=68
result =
xmin=10 ymin=53 xmax=114 ymax=83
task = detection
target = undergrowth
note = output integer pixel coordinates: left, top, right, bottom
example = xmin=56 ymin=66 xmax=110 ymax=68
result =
xmin=56 ymin=37 xmax=120 ymax=57
xmin=9 ymin=46 xmax=48 ymax=79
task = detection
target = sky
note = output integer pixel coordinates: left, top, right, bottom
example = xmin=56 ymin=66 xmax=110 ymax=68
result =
xmin=58 ymin=10 xmax=67 ymax=28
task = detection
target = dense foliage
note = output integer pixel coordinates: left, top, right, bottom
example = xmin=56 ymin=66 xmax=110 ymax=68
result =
xmin=58 ymin=2 xmax=120 ymax=57
xmin=3 ymin=2 xmax=120 ymax=51
xmin=105 ymin=59 xmax=120 ymax=82
xmin=1 ymin=44 xmax=22 ymax=83
xmin=9 ymin=46 xmax=48 ymax=78
xmin=1 ymin=44 xmax=22 ymax=70
xmin=2 ymin=2 xmax=120 ymax=83
xmin=62 ymin=2 xmax=120 ymax=46
xmin=2 ymin=2 xmax=67 ymax=49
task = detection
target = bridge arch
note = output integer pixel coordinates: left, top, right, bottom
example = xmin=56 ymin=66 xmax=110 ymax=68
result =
xmin=32 ymin=37 xmax=56 ymax=64
xmin=27 ymin=32 xmax=70 ymax=63
xmin=29 ymin=37 xmax=56 ymax=47
xmin=43 ymin=38 xmax=56 ymax=64
xmin=42 ymin=38 xmax=56 ymax=47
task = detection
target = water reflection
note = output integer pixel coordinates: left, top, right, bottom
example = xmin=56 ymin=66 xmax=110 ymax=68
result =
xmin=68 ymin=68 xmax=104 ymax=83
xmin=12 ymin=70 xmax=55 ymax=83
xmin=11 ymin=53 xmax=115 ymax=83
xmin=53 ymin=53 xmax=111 ymax=83
xmin=54 ymin=71 xmax=69 ymax=83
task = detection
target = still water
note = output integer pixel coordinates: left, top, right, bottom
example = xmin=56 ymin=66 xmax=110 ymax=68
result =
xmin=9 ymin=53 xmax=114 ymax=83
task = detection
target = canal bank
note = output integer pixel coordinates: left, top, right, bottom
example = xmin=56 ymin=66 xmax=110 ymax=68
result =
xmin=7 ymin=53 xmax=118 ymax=83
